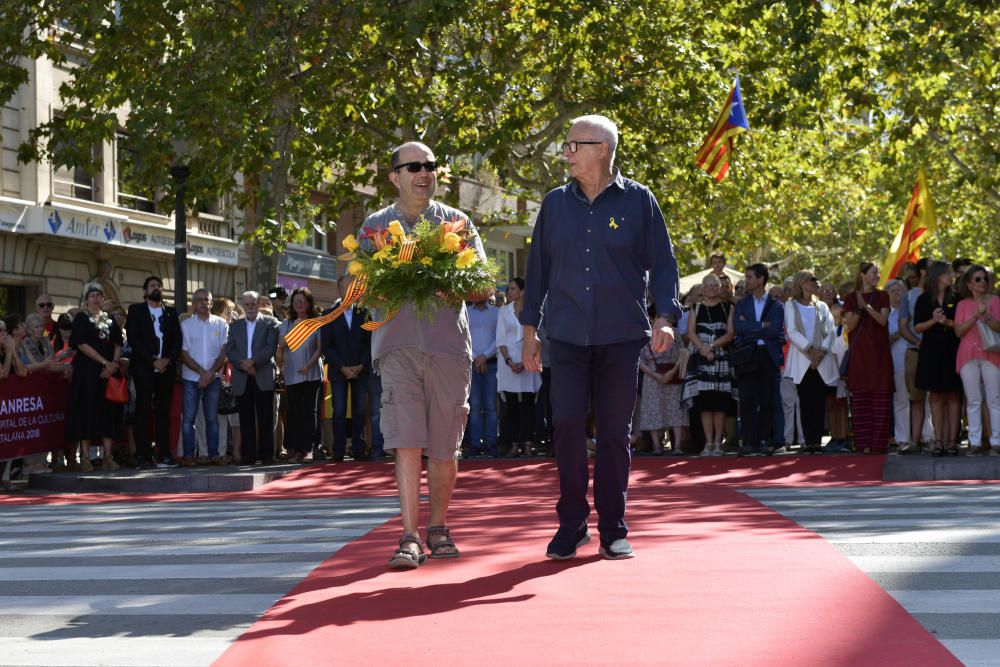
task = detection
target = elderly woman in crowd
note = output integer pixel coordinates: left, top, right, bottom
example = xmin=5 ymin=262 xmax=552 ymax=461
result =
xmin=65 ymin=283 xmax=123 ymax=471
xmin=276 ymin=288 xmax=324 ymax=463
xmin=638 ymin=314 xmax=687 ymax=455
xmin=783 ymin=271 xmax=839 ymax=454
xmin=17 ymin=313 xmax=70 ymax=380
xmin=681 ymin=273 xmax=735 ymax=457
xmin=0 ymin=318 xmax=26 ymax=379
xmin=843 ymin=261 xmax=893 ymax=454
xmin=497 ymin=277 xmax=540 ymax=457
xmin=914 ymin=261 xmax=962 ymax=456
xmin=886 ymin=279 xmax=912 ymax=450
xmin=954 ymin=265 xmax=1000 ymax=455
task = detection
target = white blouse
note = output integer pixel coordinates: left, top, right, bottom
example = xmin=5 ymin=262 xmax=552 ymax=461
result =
xmin=495 ymin=303 xmax=541 ymax=394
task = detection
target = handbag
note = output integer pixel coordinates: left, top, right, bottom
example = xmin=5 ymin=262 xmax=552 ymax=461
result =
xmin=105 ymin=373 xmax=129 ymax=404
xmin=648 ymin=343 xmax=682 ymax=385
xmin=979 ymin=320 xmax=1000 ymax=353
xmin=218 ymin=384 xmax=239 ymax=415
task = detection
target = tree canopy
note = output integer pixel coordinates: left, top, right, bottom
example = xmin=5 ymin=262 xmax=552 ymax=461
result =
xmin=2 ymin=0 xmax=997 ymax=287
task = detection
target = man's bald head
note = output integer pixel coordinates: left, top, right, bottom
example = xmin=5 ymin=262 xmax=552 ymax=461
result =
xmin=391 ymin=142 xmax=435 ymax=169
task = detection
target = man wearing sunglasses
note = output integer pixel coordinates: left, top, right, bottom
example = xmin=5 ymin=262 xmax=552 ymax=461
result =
xmin=521 ymin=114 xmax=681 ymax=561
xmin=357 ymin=141 xmax=491 ymax=570
xmin=35 ymin=294 xmax=58 ymax=341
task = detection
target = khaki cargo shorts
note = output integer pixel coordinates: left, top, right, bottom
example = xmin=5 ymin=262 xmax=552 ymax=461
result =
xmin=904 ymin=348 xmax=926 ymax=402
xmin=379 ymin=347 xmax=472 ymax=461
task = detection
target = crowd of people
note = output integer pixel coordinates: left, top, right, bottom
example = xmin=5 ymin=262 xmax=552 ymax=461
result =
xmin=1 ymin=253 xmax=999 ymax=478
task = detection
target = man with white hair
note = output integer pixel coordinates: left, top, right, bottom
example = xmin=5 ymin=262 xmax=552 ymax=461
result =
xmin=521 ymin=114 xmax=681 ymax=560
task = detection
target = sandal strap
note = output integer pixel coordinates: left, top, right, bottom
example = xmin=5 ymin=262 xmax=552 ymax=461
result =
xmin=426 ymin=526 xmax=450 ymax=538
xmin=399 ymin=533 xmax=425 ymax=553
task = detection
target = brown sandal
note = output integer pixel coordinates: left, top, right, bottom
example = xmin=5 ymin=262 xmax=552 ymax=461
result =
xmin=426 ymin=525 xmax=460 ymax=559
xmin=388 ymin=534 xmax=427 ymax=569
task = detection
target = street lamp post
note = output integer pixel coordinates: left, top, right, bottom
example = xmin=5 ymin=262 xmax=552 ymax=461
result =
xmin=170 ymin=163 xmax=190 ymax=313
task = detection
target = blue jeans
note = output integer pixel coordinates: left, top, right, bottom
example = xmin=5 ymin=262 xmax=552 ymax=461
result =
xmin=368 ymin=372 xmax=384 ymax=457
xmin=182 ymin=378 xmax=221 ymax=458
xmin=468 ymin=361 xmax=498 ymax=454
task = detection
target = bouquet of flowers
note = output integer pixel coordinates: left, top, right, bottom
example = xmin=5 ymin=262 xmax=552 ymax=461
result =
xmin=90 ymin=311 xmax=112 ymax=339
xmin=340 ymin=215 xmax=498 ymax=319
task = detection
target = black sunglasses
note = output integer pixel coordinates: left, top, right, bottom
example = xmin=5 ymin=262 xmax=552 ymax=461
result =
xmin=393 ymin=160 xmax=438 ymax=173
xmin=37 ymin=302 xmax=54 ymax=308
xmin=562 ymin=140 xmax=604 ymax=153
xmin=972 ymin=275 xmax=986 ymax=283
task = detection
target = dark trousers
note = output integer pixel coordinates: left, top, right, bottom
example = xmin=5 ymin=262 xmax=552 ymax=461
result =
xmin=238 ymin=379 xmax=274 ymax=463
xmin=797 ymin=368 xmax=830 ymax=446
xmin=502 ymin=391 xmax=536 ymax=444
xmin=738 ymin=348 xmax=777 ymax=451
xmin=285 ymin=380 xmax=320 ymax=454
xmin=132 ymin=369 xmax=176 ymax=463
xmin=332 ymin=377 xmax=367 ymax=458
xmin=536 ymin=367 xmax=553 ymax=446
xmin=549 ymin=337 xmax=644 ymax=543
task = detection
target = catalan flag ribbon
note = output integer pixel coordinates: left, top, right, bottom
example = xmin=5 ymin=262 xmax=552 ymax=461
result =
xmin=878 ymin=169 xmax=937 ymax=287
xmin=695 ymin=76 xmax=750 ymax=182
xmin=282 ymin=238 xmax=419 ymax=352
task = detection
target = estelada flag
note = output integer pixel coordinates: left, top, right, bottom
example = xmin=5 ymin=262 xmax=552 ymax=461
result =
xmin=695 ymin=76 xmax=750 ymax=182
xmin=879 ymin=169 xmax=938 ymax=286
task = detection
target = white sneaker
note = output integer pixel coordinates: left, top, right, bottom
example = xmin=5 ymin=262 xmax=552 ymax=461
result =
xmin=700 ymin=446 xmax=712 ymax=457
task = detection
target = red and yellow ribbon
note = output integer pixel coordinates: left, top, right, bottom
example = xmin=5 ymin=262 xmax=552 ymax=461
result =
xmin=283 ymin=238 xmax=416 ymax=352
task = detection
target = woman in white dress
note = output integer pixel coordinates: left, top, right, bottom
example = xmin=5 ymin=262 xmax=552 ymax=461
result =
xmin=496 ymin=278 xmax=541 ymax=457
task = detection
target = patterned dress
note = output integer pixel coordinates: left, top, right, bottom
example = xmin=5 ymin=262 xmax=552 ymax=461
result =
xmin=681 ymin=301 xmax=736 ymax=411
xmin=639 ymin=334 xmax=688 ymax=430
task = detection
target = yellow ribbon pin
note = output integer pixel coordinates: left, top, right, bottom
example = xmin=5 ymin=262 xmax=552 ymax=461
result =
xmin=609 ymin=217 xmax=619 ymax=230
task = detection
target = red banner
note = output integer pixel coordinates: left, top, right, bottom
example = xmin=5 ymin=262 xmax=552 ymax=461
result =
xmin=0 ymin=372 xmax=68 ymax=460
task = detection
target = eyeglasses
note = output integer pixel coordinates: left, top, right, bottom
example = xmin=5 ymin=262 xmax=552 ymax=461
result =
xmin=37 ymin=302 xmax=54 ymax=308
xmin=806 ymin=276 xmax=818 ymax=283
xmin=393 ymin=161 xmax=438 ymax=173
xmin=972 ymin=276 xmax=986 ymax=283
xmin=562 ymin=140 xmax=604 ymax=153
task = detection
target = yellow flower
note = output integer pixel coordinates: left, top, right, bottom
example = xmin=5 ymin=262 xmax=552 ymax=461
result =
xmin=455 ymin=248 xmax=478 ymax=269
xmin=440 ymin=231 xmax=461 ymax=253
xmin=342 ymin=234 xmax=359 ymax=252
xmin=347 ymin=260 xmax=364 ymax=275
xmin=420 ymin=257 xmax=433 ymax=266
xmin=387 ymin=220 xmax=406 ymax=239
xmin=392 ymin=253 xmax=412 ymax=268
xmin=373 ymin=245 xmax=393 ymax=262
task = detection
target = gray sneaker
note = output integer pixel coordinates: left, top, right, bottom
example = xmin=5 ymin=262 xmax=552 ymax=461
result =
xmin=599 ymin=538 xmax=635 ymax=560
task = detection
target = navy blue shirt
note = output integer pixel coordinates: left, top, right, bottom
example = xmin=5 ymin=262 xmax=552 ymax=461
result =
xmin=520 ymin=171 xmax=681 ymax=347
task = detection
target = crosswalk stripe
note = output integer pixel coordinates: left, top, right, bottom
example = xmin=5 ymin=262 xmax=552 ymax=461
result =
xmin=748 ymin=484 xmax=1000 ymax=665
xmin=2 ymin=496 xmax=399 ymax=666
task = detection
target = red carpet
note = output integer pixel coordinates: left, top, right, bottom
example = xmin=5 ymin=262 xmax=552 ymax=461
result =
xmin=195 ymin=456 xmax=958 ymax=667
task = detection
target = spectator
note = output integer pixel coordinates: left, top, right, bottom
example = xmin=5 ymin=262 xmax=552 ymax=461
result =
xmin=710 ymin=253 xmax=727 ymax=278
xmin=681 ymin=273 xmax=736 ymax=456
xmin=179 ymin=289 xmax=229 ymax=466
xmin=0 ymin=318 xmax=27 ymax=379
xmin=211 ymin=297 xmax=241 ymax=461
xmin=914 ymin=261 xmax=962 ymax=456
xmin=320 ymin=276 xmax=372 ymax=462
xmin=52 ymin=313 xmax=74 ymax=356
xmin=17 ymin=313 xmax=67 ymax=379
xmin=952 ymin=257 xmax=974 ymax=278
xmin=898 ymin=257 xmax=935 ymax=452
xmin=733 ymin=263 xmax=785 ymax=456
xmin=954 ymin=265 xmax=1000 ymax=454
xmin=467 ymin=295 xmax=500 ymax=457
xmin=638 ymin=315 xmax=687 ymax=454
xmin=4 ymin=314 xmax=26 ymax=349
xmin=64 ymin=283 xmax=122 ymax=471
xmin=734 ymin=279 xmax=745 ymax=300
xmin=783 ymin=271 xmax=838 ymax=454
xmin=34 ymin=293 xmax=57 ymax=340
xmin=225 ymin=291 xmax=280 ymax=465
xmin=819 ymin=282 xmax=838 ymax=308
xmin=843 ymin=261 xmax=893 ymax=454
xmin=497 ymin=277 xmax=540 ymax=457
xmin=886 ymin=279 xmax=912 ymax=450
xmin=125 ymin=276 xmax=183 ymax=468
xmin=719 ymin=274 xmax=736 ymax=305
xmin=277 ymin=287 xmax=324 ymax=464
xmin=769 ymin=284 xmax=784 ymax=302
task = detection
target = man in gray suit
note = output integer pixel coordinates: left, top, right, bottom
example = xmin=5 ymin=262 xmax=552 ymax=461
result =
xmin=224 ymin=291 xmax=280 ymax=464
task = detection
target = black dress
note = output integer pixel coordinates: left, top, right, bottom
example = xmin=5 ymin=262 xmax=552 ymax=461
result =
xmin=65 ymin=311 xmax=124 ymax=442
xmin=914 ymin=291 xmax=962 ymax=393
xmin=681 ymin=301 xmax=736 ymax=412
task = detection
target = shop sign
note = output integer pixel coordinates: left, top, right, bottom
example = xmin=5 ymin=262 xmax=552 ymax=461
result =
xmin=279 ymin=249 xmax=338 ymax=280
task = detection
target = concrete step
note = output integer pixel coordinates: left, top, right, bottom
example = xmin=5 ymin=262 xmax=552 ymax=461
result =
xmin=883 ymin=455 xmax=1000 ymax=482
xmin=26 ymin=464 xmax=300 ymax=494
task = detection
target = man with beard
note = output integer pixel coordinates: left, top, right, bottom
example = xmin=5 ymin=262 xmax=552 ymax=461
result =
xmin=126 ymin=276 xmax=183 ymax=468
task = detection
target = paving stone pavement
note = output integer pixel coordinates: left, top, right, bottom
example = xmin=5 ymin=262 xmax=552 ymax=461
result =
xmin=0 ymin=497 xmax=400 ymax=666
xmin=747 ymin=485 xmax=1000 ymax=667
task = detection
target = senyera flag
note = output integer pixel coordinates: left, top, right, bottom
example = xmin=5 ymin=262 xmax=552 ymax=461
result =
xmin=878 ymin=169 xmax=937 ymax=287
xmin=695 ymin=75 xmax=750 ymax=183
